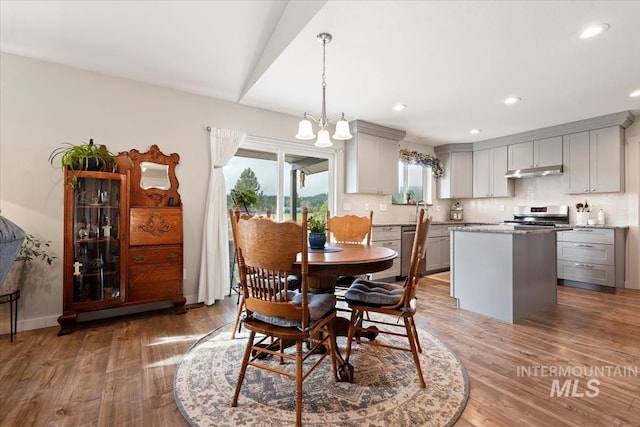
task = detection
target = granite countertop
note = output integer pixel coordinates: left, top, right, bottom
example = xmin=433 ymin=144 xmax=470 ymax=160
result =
xmin=449 ymin=224 xmax=572 ymax=234
xmin=373 ymin=220 xmax=494 ymax=227
xmin=569 ymin=224 xmax=629 ymax=229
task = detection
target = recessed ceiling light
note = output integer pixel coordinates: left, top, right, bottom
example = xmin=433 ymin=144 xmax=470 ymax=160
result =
xmin=580 ymin=23 xmax=610 ymax=39
xmin=504 ymin=96 xmax=521 ymax=105
xmin=630 ymin=89 xmax=640 ymax=98
xmin=393 ymin=103 xmax=407 ymax=111
xmin=470 ymin=128 xmax=481 ymax=135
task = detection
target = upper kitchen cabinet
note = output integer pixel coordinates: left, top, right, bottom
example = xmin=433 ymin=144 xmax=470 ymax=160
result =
xmin=507 ymin=136 xmax=562 ymax=170
xmin=345 ymin=120 xmax=406 ymax=195
xmin=563 ymin=126 xmax=624 ymax=194
xmin=435 ymin=147 xmax=473 ymax=199
xmin=473 ymin=146 xmax=513 ymax=198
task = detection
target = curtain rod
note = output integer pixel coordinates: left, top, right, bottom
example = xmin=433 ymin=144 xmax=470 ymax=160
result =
xmin=206 ymin=126 xmax=212 ymax=132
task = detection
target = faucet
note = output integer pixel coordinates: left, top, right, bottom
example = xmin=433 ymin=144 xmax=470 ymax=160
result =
xmin=416 ymin=200 xmax=429 ymax=216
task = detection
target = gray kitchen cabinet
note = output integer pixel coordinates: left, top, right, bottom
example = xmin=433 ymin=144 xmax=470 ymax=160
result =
xmin=437 ymin=151 xmax=473 ymax=199
xmin=473 ymin=146 xmax=513 ymax=198
xmin=345 ymin=120 xmax=405 ymax=195
xmin=557 ymin=227 xmax=626 ymax=288
xmin=563 ymin=126 xmax=624 ymax=194
xmin=425 ymin=225 xmax=450 ymax=273
xmin=534 ymin=136 xmax=563 ymax=167
xmin=370 ymin=225 xmax=401 ymax=280
xmin=508 ymin=136 xmax=562 ymax=170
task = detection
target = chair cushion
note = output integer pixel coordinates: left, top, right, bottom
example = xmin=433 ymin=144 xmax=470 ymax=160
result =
xmin=252 ymin=292 xmax=336 ymax=328
xmin=335 ymin=275 xmax=357 ymax=287
xmin=287 ymin=275 xmax=301 ymax=291
xmin=344 ymin=278 xmax=404 ymax=308
xmin=0 ymin=216 xmax=25 ymax=289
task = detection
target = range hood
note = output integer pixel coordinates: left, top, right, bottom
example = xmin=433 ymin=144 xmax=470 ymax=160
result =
xmin=504 ymin=164 xmax=563 ymax=178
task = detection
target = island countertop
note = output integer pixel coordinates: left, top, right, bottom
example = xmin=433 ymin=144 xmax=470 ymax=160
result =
xmin=448 ymin=224 xmax=572 ymax=234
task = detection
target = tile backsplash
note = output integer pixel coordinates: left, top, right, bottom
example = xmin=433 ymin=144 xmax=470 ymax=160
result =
xmin=343 ymin=175 xmax=631 ymax=226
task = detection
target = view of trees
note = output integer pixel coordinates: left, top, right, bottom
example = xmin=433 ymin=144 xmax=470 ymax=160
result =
xmin=228 ymin=167 xmax=328 ymax=217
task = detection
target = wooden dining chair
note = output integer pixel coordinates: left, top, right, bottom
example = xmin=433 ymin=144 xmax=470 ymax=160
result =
xmin=231 ymin=207 xmax=338 ymax=427
xmin=326 ymin=210 xmax=373 ymax=288
xmin=229 ymin=208 xmax=282 ymax=339
xmin=342 ymin=208 xmax=431 ymax=387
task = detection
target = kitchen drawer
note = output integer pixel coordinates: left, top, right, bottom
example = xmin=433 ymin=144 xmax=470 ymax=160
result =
xmin=428 ymin=224 xmax=449 ymax=238
xmin=128 ymin=264 xmax=183 ymax=300
xmin=130 ymin=207 xmax=183 ymax=246
xmin=370 ymin=239 xmax=400 ymax=279
xmin=557 ymin=241 xmax=614 ymax=265
xmin=557 ymin=260 xmax=615 ymax=287
xmin=372 ymin=225 xmax=401 ymax=241
xmin=557 ymin=228 xmax=614 ymax=245
xmin=128 ymin=245 xmax=182 ymax=266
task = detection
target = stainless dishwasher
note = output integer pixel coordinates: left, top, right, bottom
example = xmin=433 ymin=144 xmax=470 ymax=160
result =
xmin=401 ymin=225 xmax=416 ymax=277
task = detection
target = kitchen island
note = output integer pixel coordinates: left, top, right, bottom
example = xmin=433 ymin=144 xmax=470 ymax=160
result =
xmin=449 ymin=225 xmax=564 ymax=323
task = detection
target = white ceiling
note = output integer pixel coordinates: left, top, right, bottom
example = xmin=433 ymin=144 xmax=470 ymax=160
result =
xmin=2 ymin=0 xmax=639 ymax=145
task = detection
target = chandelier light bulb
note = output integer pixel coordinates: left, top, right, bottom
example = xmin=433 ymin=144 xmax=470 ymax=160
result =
xmin=315 ymin=129 xmax=332 ymax=148
xmin=333 ymin=114 xmax=353 ymax=140
xmin=296 ymin=118 xmax=315 ymax=140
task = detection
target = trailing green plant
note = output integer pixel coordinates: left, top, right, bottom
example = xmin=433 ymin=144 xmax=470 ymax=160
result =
xmin=307 ymin=214 xmax=326 ymax=233
xmin=18 ymin=233 xmax=56 ymax=265
xmin=230 ymin=189 xmax=258 ymax=214
xmin=49 ymin=139 xmax=117 ymax=187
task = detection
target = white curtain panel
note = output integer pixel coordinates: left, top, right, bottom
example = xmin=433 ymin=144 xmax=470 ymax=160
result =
xmin=198 ymin=128 xmax=246 ymax=305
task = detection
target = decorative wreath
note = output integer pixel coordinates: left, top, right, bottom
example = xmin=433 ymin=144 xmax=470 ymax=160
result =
xmin=399 ymin=149 xmax=444 ymax=178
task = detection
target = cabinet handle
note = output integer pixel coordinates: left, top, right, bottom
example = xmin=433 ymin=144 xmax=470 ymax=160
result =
xmin=591 ymin=188 xmax=596 ymax=192
xmin=574 ymin=244 xmax=593 ymax=248
xmin=575 ymin=229 xmax=593 ymax=232
xmin=133 ymin=255 xmax=147 ymax=263
xmin=574 ymin=263 xmax=593 ymax=268
xmin=165 ymin=253 xmax=179 ymax=259
xmin=584 ymin=189 xmax=589 ymax=192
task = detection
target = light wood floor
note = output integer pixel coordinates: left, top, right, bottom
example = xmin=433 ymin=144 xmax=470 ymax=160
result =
xmin=1 ymin=280 xmax=639 ymax=426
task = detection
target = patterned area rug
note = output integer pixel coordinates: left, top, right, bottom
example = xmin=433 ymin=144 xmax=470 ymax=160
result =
xmin=174 ymin=321 xmax=469 ymax=426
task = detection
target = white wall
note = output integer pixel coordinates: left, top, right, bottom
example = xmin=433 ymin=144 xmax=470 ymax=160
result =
xmin=1 ymin=51 xmax=638 ymax=335
xmin=0 ymin=52 xmax=307 ymax=333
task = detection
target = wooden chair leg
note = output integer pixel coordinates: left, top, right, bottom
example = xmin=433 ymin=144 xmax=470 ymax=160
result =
xmin=232 ymin=331 xmax=256 ymax=407
xmin=344 ymin=309 xmax=359 ymax=363
xmin=326 ymin=320 xmax=339 ymax=381
xmin=404 ymin=317 xmax=426 ymax=388
xmin=295 ymin=340 xmax=303 ymax=427
xmin=230 ymin=296 xmax=244 ymax=339
xmin=409 ymin=316 xmax=422 ymax=353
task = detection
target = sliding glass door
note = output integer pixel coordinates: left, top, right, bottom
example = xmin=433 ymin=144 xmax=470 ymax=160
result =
xmin=224 ymin=137 xmax=334 ymax=222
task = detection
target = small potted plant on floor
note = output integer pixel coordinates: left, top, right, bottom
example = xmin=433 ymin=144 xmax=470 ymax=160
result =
xmin=49 ymin=139 xmax=117 ymax=187
xmin=307 ymin=214 xmax=327 ymax=249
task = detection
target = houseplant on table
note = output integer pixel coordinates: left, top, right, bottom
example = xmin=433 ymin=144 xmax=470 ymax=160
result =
xmin=307 ymin=214 xmax=327 ymax=249
xmin=48 ymin=139 xmax=117 ymax=187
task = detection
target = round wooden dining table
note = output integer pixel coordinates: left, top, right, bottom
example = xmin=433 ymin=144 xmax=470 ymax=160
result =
xmin=294 ymin=243 xmax=398 ymax=293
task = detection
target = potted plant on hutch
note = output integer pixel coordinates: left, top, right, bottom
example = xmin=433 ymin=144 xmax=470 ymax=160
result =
xmin=308 ymin=214 xmax=327 ymax=249
xmin=48 ymin=139 xmax=117 ymax=188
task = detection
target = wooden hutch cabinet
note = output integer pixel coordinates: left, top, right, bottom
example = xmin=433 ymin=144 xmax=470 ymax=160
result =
xmin=57 ymin=144 xmax=185 ymax=335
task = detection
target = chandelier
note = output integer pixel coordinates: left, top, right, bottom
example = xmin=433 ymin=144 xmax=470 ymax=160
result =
xmin=295 ymin=32 xmax=352 ymax=147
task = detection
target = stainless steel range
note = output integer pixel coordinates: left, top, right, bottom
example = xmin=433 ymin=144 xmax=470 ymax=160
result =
xmin=502 ymin=205 xmax=569 ymax=227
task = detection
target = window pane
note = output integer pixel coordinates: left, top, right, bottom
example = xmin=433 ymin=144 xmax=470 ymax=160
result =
xmin=225 ymin=148 xmax=276 ymax=217
xmin=285 ymin=154 xmax=328 ymax=222
xmin=393 ymin=162 xmax=425 ymax=204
